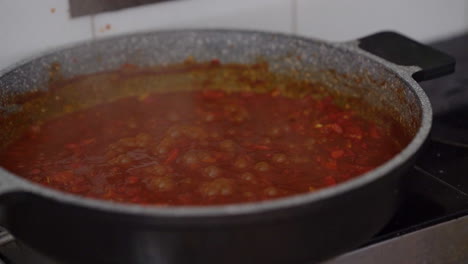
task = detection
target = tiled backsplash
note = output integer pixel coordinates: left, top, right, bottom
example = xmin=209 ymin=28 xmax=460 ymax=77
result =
xmin=1 ymin=0 xmax=467 ymax=71
xmin=297 ymin=0 xmax=468 ymax=42
xmin=0 ymin=0 xmax=93 ymax=71
xmin=92 ymin=0 xmax=293 ymax=37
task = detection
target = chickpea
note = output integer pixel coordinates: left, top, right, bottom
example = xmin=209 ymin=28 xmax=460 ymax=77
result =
xmin=231 ymin=113 xmax=247 ymax=123
xmin=282 ymin=125 xmax=291 ymax=134
xmin=219 ymin=139 xmax=237 ymax=152
xmin=227 ymin=129 xmax=236 ymax=136
xmin=267 ymin=126 xmax=282 ymax=138
xmin=304 ymin=138 xmax=316 ymax=150
xmin=186 ymin=126 xmax=207 ymax=139
xmin=182 ymin=150 xmax=199 ymax=167
xmin=272 ymin=153 xmax=287 ymax=164
xmin=50 ymin=170 xmax=74 ymax=184
xmin=105 ymin=149 xmax=121 ymax=159
xmin=264 ymin=187 xmax=278 ymax=196
xmin=244 ymin=192 xmax=254 ymax=198
xmin=204 ymin=165 xmax=222 ymax=178
xmin=128 ymin=121 xmax=137 ymax=129
xmin=167 ymin=112 xmax=180 ymax=122
xmin=224 ymin=104 xmax=249 ymax=123
xmin=154 ymin=138 xmax=172 ymax=155
xmin=145 ymin=176 xmax=175 ymax=192
xmin=261 ymin=137 xmax=272 ymax=145
xmin=135 ymin=133 xmax=151 ymax=147
xmin=154 ymin=144 xmax=169 ymax=155
xmin=166 ymin=125 xmax=207 ymax=140
xmin=118 ymin=137 xmax=136 ymax=148
xmin=166 ymin=126 xmax=182 ymax=138
xmin=168 ymin=129 xmax=182 ymax=139
xmin=144 ymin=164 xmax=168 ymax=175
xmin=254 ymin=161 xmax=270 ymax=172
xmin=291 ymin=155 xmax=310 ymax=164
xmin=108 ymin=153 xmax=132 ymax=166
xmin=234 ymin=156 xmax=250 ymax=170
xmin=30 ymin=124 xmax=41 ymax=133
xmin=180 ymin=178 xmax=192 ymax=185
xmin=73 ymin=166 xmax=91 ymax=176
xmin=203 ymin=112 xmax=216 ymax=122
xmin=113 ymin=133 xmax=151 ymax=148
xmin=210 ymin=131 xmax=221 ymax=139
xmin=109 ymin=141 xmax=125 ymax=151
xmin=199 ymin=178 xmax=234 ymax=197
xmin=240 ymin=172 xmax=255 ymax=182
xmin=197 ymin=151 xmax=216 ymax=163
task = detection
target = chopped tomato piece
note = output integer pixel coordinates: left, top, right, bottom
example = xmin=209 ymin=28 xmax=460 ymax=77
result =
xmin=331 ymin=150 xmax=344 ymax=159
xmin=164 ymin=148 xmax=180 ymax=165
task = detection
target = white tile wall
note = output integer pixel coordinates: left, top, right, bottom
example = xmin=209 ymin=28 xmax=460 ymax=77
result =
xmin=0 ymin=0 xmax=92 ymax=71
xmin=297 ymin=0 xmax=468 ymax=42
xmin=92 ymin=0 xmax=293 ymax=38
xmin=0 ymin=0 xmax=467 ymax=72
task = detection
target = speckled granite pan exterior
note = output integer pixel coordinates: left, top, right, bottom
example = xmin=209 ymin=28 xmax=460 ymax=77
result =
xmin=0 ymin=30 xmax=454 ymax=264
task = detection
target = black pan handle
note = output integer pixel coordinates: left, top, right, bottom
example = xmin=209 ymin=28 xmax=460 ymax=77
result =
xmin=358 ymin=31 xmax=455 ymax=82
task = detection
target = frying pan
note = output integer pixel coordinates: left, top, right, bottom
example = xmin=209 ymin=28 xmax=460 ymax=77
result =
xmin=0 ymin=30 xmax=455 ymax=264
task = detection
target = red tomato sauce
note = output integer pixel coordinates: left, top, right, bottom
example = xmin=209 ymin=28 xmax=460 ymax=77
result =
xmin=0 ymin=64 xmax=407 ymax=206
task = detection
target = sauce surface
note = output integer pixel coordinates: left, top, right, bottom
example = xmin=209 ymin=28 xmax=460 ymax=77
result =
xmin=0 ymin=63 xmax=407 ymax=206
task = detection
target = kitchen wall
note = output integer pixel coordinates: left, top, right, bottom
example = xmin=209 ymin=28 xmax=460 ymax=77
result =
xmin=1 ymin=0 xmax=467 ymax=71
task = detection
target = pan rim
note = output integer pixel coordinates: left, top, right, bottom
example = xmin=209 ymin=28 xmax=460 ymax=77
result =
xmin=0 ymin=28 xmax=432 ymax=218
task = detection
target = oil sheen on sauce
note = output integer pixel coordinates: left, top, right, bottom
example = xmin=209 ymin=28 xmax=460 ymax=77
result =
xmin=0 ymin=61 xmax=408 ymax=206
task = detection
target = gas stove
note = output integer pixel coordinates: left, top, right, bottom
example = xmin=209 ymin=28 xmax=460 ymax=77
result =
xmin=1 ymin=33 xmax=468 ymax=264
xmin=326 ymin=33 xmax=468 ymax=264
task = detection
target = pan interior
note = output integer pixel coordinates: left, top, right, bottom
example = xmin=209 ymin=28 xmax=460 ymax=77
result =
xmin=0 ymin=30 xmax=422 ymax=182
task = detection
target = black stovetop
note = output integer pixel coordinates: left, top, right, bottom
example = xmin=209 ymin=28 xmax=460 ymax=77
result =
xmin=323 ymin=33 xmax=468 ymax=264
xmin=1 ymin=33 xmax=468 ymax=264
xmin=368 ymin=33 xmax=468 ymax=243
